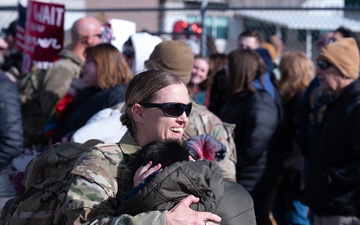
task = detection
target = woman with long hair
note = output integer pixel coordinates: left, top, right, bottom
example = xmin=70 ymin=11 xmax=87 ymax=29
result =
xmin=219 ymin=49 xmax=280 ymax=225
xmin=46 ymin=43 xmax=133 ymax=142
xmin=188 ymin=55 xmax=212 ymax=107
xmin=272 ymin=51 xmax=315 ymax=225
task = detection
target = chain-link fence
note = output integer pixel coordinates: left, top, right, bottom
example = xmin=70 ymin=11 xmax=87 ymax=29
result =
xmin=0 ymin=3 xmax=360 ymax=61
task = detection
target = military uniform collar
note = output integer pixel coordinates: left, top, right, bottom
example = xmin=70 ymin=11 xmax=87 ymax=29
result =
xmin=119 ymin=131 xmax=141 ymax=154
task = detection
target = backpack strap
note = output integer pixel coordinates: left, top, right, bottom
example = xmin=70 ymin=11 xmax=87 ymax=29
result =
xmin=80 ymin=139 xmax=104 ymax=151
xmin=42 ymin=140 xmax=103 ymax=178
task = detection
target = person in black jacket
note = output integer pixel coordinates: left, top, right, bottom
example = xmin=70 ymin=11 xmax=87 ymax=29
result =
xmin=302 ymin=38 xmax=360 ymax=225
xmin=119 ymin=139 xmax=256 ymax=225
xmin=272 ymin=51 xmax=315 ymax=225
xmin=219 ymin=49 xmax=280 ymax=225
xmin=0 ymin=69 xmax=23 ymax=211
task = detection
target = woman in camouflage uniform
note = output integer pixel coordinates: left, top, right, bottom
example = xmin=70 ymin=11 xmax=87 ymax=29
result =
xmin=63 ymin=70 xmax=222 ymax=225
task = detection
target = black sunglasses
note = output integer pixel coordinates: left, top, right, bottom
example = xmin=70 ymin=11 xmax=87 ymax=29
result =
xmin=128 ymin=102 xmax=192 ymax=117
xmin=317 ymin=60 xmax=332 ymax=70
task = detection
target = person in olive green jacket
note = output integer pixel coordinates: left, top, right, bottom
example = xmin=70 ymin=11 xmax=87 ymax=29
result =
xmin=61 ymin=70 xmax=223 ymax=225
xmin=145 ymin=40 xmax=237 ymax=182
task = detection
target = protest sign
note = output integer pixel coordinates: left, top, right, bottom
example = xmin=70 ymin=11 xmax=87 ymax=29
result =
xmin=21 ymin=0 xmax=65 ymax=73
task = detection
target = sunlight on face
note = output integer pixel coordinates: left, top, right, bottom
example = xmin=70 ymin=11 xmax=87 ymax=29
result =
xmin=191 ymin=58 xmax=209 ymax=85
xmin=139 ymin=83 xmax=190 ymax=146
xmin=238 ymin=36 xmax=260 ymax=50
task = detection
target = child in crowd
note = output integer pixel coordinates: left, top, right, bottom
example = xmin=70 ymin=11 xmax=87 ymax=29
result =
xmin=118 ymin=137 xmax=256 ymax=225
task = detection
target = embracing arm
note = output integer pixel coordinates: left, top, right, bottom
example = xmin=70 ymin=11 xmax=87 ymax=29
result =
xmin=65 ymin=148 xmax=221 ymax=225
xmin=65 ymin=177 xmax=220 ymax=225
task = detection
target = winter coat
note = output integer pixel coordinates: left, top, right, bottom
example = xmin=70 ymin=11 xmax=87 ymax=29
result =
xmin=303 ymin=79 xmax=360 ymax=217
xmin=120 ymin=160 xmax=256 ymax=225
xmin=0 ymin=71 xmax=23 ymax=197
xmin=53 ymin=84 xmax=127 ymax=141
xmin=219 ymin=90 xmax=279 ymax=192
xmin=281 ymin=91 xmax=306 ymax=191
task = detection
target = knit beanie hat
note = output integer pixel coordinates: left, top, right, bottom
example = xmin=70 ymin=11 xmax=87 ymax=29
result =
xmin=318 ymin=38 xmax=359 ymax=79
xmin=145 ymin=40 xmax=194 ymax=84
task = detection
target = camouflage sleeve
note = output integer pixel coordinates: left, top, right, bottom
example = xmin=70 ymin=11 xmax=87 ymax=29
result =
xmin=206 ymin=115 xmax=237 ymax=182
xmin=65 ymin=176 xmax=167 ymax=225
xmin=64 ymin=144 xmax=167 ymax=225
xmin=62 ymin=145 xmax=118 ymax=224
xmin=38 ymin=64 xmax=77 ymax=119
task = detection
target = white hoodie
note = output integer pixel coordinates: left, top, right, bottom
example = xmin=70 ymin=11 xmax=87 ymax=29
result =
xmin=130 ymin=32 xmax=162 ymax=74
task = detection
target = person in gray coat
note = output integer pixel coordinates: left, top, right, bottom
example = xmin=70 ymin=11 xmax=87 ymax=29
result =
xmin=0 ymin=69 xmax=23 ymax=211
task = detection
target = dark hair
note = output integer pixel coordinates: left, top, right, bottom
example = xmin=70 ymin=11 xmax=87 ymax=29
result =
xmin=135 ymin=139 xmax=189 ymax=170
xmin=123 ymin=36 xmax=133 ymax=47
xmin=333 ymin=26 xmax=360 ymax=50
xmin=238 ymin=30 xmax=263 ymax=44
xmin=334 ymin=26 xmax=357 ymax=39
xmin=3 ymin=20 xmax=17 ymax=36
xmin=226 ymin=49 xmax=266 ymax=96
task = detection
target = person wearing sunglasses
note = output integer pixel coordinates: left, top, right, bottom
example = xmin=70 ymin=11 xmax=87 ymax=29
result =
xmin=118 ymin=139 xmax=255 ymax=225
xmin=145 ymin=40 xmax=237 ymax=183
xmin=60 ymin=70 xmax=224 ymax=225
xmin=219 ymin=49 xmax=280 ymax=225
xmin=122 ymin=32 xmax=162 ymax=74
xmin=302 ymin=38 xmax=360 ymax=225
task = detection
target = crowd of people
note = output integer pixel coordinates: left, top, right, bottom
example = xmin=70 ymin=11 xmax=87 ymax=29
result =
xmin=0 ymin=14 xmax=359 ymax=225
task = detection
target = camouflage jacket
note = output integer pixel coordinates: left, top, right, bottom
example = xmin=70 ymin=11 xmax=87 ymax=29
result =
xmin=184 ymin=100 xmax=237 ymax=181
xmin=112 ymin=100 xmax=237 ymax=181
xmin=76 ymin=100 xmax=236 ymax=183
xmin=63 ymin=132 xmax=168 ymax=225
xmin=38 ymin=49 xmax=83 ymax=120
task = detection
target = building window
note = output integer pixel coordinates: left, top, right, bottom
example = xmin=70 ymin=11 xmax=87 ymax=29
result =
xmin=186 ymin=15 xmax=229 ymax=39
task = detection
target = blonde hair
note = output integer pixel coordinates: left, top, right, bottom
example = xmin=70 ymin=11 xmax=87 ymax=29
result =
xmin=278 ymin=51 xmax=315 ymax=100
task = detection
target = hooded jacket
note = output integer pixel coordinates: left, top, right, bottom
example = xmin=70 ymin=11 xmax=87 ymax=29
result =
xmin=120 ymin=160 xmax=256 ymax=225
xmin=130 ymin=32 xmax=162 ymax=74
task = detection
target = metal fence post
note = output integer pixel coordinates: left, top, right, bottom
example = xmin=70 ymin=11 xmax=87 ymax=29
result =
xmin=200 ymin=0 xmax=208 ymax=56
